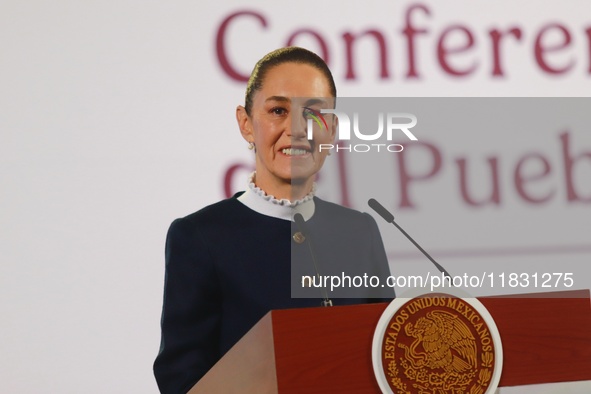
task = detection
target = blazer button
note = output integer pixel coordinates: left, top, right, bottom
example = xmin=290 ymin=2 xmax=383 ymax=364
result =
xmin=292 ymin=232 xmax=306 ymax=244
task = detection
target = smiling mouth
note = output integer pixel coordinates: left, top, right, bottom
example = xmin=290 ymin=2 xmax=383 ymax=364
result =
xmin=281 ymin=148 xmax=310 ymax=156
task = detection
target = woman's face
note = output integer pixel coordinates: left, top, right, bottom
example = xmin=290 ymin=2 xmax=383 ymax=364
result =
xmin=237 ymin=62 xmax=335 ymax=197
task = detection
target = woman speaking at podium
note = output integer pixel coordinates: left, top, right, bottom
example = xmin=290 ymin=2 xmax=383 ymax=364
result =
xmin=153 ymin=47 xmax=393 ymax=393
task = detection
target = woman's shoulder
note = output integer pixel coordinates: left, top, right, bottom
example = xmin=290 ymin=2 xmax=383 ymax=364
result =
xmin=314 ymin=197 xmax=371 ymax=219
xmin=313 ymin=197 xmax=378 ymax=228
xmin=177 ymin=192 xmax=246 ymax=226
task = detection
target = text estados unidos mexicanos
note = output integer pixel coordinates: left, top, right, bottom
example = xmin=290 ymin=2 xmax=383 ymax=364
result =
xmin=301 ymin=272 xmax=574 ymax=292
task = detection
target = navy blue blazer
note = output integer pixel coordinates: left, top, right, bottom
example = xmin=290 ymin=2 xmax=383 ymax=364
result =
xmin=153 ymin=194 xmax=393 ymax=394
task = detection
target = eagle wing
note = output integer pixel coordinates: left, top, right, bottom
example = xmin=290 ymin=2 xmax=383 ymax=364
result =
xmin=427 ymin=310 xmax=478 ymax=372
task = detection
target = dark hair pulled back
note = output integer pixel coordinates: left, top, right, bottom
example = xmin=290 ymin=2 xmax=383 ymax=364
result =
xmin=244 ymin=47 xmax=337 ymax=115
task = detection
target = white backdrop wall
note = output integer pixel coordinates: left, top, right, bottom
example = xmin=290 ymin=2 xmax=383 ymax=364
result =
xmin=1 ymin=1 xmax=590 ymax=393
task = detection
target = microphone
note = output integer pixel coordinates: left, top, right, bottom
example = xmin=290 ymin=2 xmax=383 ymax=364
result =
xmin=367 ymin=198 xmax=453 ymax=282
xmin=293 ymin=213 xmax=333 ymax=307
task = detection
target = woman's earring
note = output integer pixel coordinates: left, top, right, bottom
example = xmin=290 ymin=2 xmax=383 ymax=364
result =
xmin=248 ymin=142 xmax=255 ymax=150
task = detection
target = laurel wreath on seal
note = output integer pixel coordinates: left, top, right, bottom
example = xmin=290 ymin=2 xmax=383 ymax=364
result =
xmin=393 ymin=358 xmax=493 ymax=394
xmin=387 ymin=360 xmax=408 ymax=392
xmin=481 ymin=352 xmax=493 ymax=368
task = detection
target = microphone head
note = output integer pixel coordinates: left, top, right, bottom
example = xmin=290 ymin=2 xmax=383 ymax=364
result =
xmin=293 ymin=213 xmax=307 ymax=234
xmin=368 ymin=198 xmax=395 ymax=223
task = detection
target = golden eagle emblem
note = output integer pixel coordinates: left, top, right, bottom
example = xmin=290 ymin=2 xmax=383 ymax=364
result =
xmin=401 ymin=310 xmax=477 ymax=374
xmin=376 ymin=296 xmax=499 ymax=394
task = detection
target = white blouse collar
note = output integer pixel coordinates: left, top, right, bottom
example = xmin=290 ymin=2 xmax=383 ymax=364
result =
xmin=237 ymin=172 xmax=315 ymax=221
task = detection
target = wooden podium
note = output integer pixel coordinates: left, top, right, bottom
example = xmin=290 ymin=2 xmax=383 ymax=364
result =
xmin=189 ymin=290 xmax=591 ymax=393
